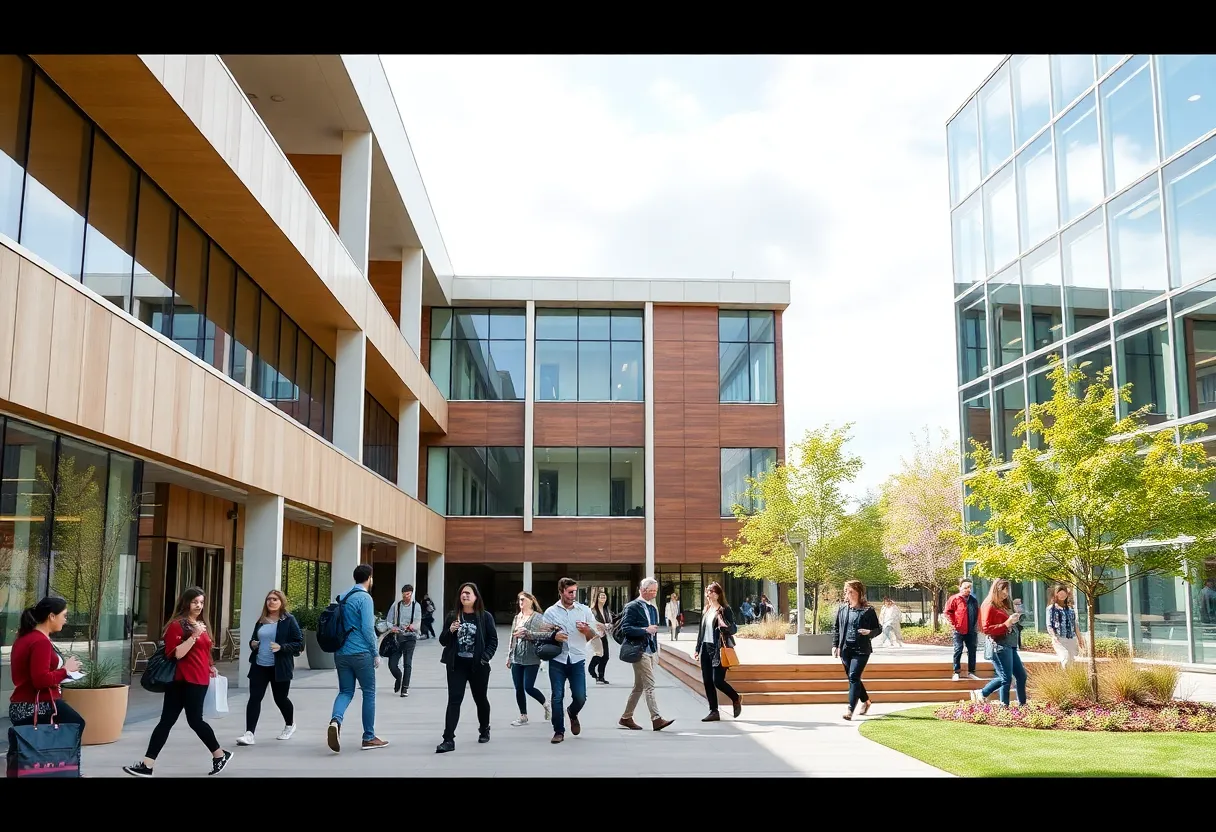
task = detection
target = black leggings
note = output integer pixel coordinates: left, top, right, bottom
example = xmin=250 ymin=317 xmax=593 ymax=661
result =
xmin=246 ymin=664 xmax=294 ymax=733
xmin=699 ymin=648 xmax=739 ymax=713
xmin=444 ymin=658 xmax=490 ymax=742
xmin=588 ymin=646 xmax=609 ymax=680
xmin=146 ymin=681 xmax=220 ymax=760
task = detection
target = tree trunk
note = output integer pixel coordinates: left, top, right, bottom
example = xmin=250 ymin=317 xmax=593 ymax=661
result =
xmin=928 ymin=585 xmax=940 ymax=632
xmin=1086 ymin=595 xmax=1099 ymax=702
xmin=811 ymin=585 xmax=820 ymax=635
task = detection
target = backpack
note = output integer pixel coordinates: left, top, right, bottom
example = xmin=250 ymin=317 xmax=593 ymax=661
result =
xmin=611 ymin=600 xmax=639 ymax=645
xmin=316 ymin=589 xmax=360 ymax=653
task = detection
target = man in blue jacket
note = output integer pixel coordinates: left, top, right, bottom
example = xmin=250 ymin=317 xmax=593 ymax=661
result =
xmin=327 ymin=564 xmax=389 ymax=753
xmin=616 ymin=578 xmax=674 ymax=732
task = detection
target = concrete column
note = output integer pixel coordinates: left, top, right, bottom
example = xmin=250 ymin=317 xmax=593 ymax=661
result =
xmin=333 ymin=329 xmax=366 ymax=462
xmin=523 ymin=300 xmax=536 ymax=532
xmin=397 ymin=399 xmax=420 ymax=498
xmin=765 ymin=579 xmax=779 ymax=613
xmin=429 ymin=552 xmax=445 ymax=628
xmin=339 ymin=130 xmax=373 ymax=276
xmin=400 ymin=247 xmax=424 ymax=357
xmin=522 ymin=561 xmax=533 ymax=593
xmin=396 ymin=542 xmax=418 ymax=593
xmin=644 ymin=301 xmax=656 ymax=578
xmin=238 ymin=494 xmax=284 ymax=688
xmin=332 ymin=522 xmax=363 ymax=597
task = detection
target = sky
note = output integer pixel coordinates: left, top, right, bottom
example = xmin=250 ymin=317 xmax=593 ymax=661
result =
xmin=382 ymin=54 xmax=1004 ymax=498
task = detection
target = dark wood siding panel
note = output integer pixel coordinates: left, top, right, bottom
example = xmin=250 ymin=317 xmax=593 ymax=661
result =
xmin=607 ymin=403 xmax=644 ymax=446
xmin=654 ymin=520 xmax=686 ymax=563
xmin=609 ymin=520 xmax=645 ymax=562
xmin=683 ymin=402 xmax=719 ymax=447
xmin=653 ymin=401 xmax=684 ymax=448
xmin=653 ymin=306 xmax=684 ymax=341
xmin=575 ymin=404 xmax=611 ymax=446
xmin=683 ymin=445 xmax=721 ymax=520
xmin=534 ymin=403 xmax=578 ymax=445
xmin=485 ymin=403 xmax=525 ymax=446
xmin=683 ymin=339 xmax=719 ymax=403
xmin=430 ymin=402 xmax=524 ymax=447
xmin=654 ymin=452 xmax=685 ymax=520
xmin=719 ymin=404 xmax=782 ymax=449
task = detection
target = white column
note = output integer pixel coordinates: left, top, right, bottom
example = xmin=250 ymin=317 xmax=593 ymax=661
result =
xmin=523 ymin=300 xmax=536 ymax=533
xmin=339 ymin=130 xmax=373 ymax=276
xmin=429 ymin=552 xmax=445 ymax=628
xmin=765 ymin=579 xmax=779 ymax=610
xmin=397 ymin=399 xmax=420 ymax=498
xmin=396 ymin=542 xmax=418 ymax=594
xmin=332 ymin=522 xmax=363 ymax=596
xmin=522 ymin=561 xmax=533 ymax=593
xmin=238 ymin=494 xmax=284 ymax=688
xmin=400 ymin=247 xmax=424 ymax=357
xmin=644 ymin=301 xmax=656 ymax=578
xmin=333 ymin=329 xmax=366 ymax=462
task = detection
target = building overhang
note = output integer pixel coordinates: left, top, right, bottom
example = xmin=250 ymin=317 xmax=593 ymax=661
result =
xmin=449 ymin=276 xmax=791 ymax=309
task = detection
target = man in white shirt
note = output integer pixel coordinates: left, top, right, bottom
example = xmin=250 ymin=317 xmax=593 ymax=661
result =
xmin=542 ymin=577 xmax=604 ymax=744
xmin=384 ymin=584 xmax=421 ymax=697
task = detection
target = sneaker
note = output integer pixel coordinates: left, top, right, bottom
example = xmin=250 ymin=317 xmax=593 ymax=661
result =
xmin=601 ymin=679 xmax=610 ymax=685
xmin=123 ymin=761 xmax=154 ymax=778
xmin=436 ymin=740 xmax=455 ymax=753
xmin=277 ymin=724 xmax=296 ymax=741
xmin=951 ymin=673 xmax=960 ymax=682
xmin=511 ymin=716 xmax=529 ymax=727
xmin=394 ymin=679 xmax=401 ymax=693
xmin=327 ymin=719 xmax=341 ymax=753
xmin=209 ymin=750 xmax=233 ymax=776
xmin=478 ymin=730 xmax=490 ymax=744
xmin=402 ymin=688 xmax=409 ymax=698
xmin=968 ymin=672 xmax=981 ymax=680
xmin=543 ymin=702 xmax=552 ymax=721
xmin=970 ymin=689 xmax=982 ymax=703
xmin=362 ymin=737 xmax=390 ymax=750
xmin=236 ymin=731 xmax=255 ymax=746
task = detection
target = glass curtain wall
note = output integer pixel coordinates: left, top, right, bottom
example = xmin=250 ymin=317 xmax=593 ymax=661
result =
xmin=424 ymin=447 xmax=526 ymax=517
xmin=719 ymin=310 xmax=776 ymax=403
xmin=720 ymin=448 xmax=777 ymax=516
xmin=362 ymin=392 xmax=399 ymax=482
xmin=533 ymin=447 xmax=645 ymax=517
xmin=428 ymin=308 xmax=526 ymax=400
xmin=534 ymin=309 xmax=643 ymax=402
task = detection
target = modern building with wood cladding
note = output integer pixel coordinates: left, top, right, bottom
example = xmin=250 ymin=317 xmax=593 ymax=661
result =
xmin=0 ymin=53 xmax=789 ymax=700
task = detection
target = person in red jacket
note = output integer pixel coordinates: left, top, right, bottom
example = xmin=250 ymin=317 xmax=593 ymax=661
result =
xmin=973 ymin=578 xmax=1027 ymax=706
xmin=7 ymin=597 xmax=86 ymax=759
xmin=943 ymin=579 xmax=981 ymax=681
xmin=123 ymin=587 xmax=232 ymax=777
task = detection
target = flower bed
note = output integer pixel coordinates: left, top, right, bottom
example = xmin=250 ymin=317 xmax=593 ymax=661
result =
xmin=934 ymin=699 xmax=1216 ymax=732
xmin=898 ymin=626 xmax=1130 ymax=658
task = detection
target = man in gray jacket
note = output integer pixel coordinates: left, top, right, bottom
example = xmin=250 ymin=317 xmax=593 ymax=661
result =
xmin=385 ymin=584 xmax=422 ymax=697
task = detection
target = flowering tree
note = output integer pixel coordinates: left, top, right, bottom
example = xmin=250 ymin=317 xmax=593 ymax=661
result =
xmin=880 ymin=427 xmax=965 ymax=631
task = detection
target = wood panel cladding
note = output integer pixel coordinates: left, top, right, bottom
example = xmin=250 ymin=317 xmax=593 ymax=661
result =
xmin=284 ymin=154 xmax=341 ymax=230
xmin=283 ymin=519 xmax=333 ymax=563
xmin=443 ymin=518 xmax=644 ymax=564
xmin=425 ymin=402 xmax=525 ymax=447
xmin=368 ymin=260 xmax=402 ymax=327
xmin=163 ymin=483 xmax=235 ymax=548
xmin=534 ymin=403 xmax=644 ymax=447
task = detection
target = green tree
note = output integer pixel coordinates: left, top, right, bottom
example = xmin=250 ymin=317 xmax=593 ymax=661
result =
xmin=831 ymin=494 xmax=894 ymax=588
xmin=881 ymin=427 xmax=965 ymax=631
xmin=965 ymin=357 xmax=1216 ymax=699
xmin=723 ymin=424 xmax=864 ymax=633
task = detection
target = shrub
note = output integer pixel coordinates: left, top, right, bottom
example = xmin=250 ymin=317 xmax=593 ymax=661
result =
xmin=1093 ymin=636 xmax=1130 ymax=658
xmin=1026 ymin=662 xmax=1092 ymax=709
xmin=293 ymin=606 xmax=322 ymax=632
xmin=899 ymin=625 xmax=953 ymax=646
xmin=737 ymin=618 xmax=790 ymax=640
xmin=1100 ymin=658 xmax=1179 ymax=706
xmin=1019 ymin=630 xmax=1053 ymax=651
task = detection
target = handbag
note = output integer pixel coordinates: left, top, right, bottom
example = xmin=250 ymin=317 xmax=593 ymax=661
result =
xmin=719 ymin=644 xmax=740 ymax=668
xmin=677 ymin=613 xmax=685 ymax=626
xmin=535 ymin=632 xmax=562 ymax=662
xmin=141 ymin=641 xmax=178 ymax=693
xmin=6 ymin=696 xmax=82 ymax=778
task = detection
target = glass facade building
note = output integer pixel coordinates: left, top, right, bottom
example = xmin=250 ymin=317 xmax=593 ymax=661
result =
xmin=950 ymin=54 xmax=1216 ymax=665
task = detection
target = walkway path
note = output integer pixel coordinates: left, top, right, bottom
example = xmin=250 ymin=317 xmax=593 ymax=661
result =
xmin=83 ymin=628 xmax=949 ymax=778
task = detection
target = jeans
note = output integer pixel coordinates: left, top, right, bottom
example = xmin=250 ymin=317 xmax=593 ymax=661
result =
xmin=444 ymin=658 xmax=491 ymax=741
xmin=331 ymin=652 xmax=377 ymax=742
xmin=587 ymin=644 xmax=609 ymax=681
xmin=146 ymin=681 xmax=220 ymax=760
xmin=246 ymin=663 xmax=294 ymax=733
xmin=952 ymin=630 xmax=978 ymax=674
xmin=879 ymin=624 xmax=903 ymax=646
xmin=548 ymin=658 xmax=587 ymax=734
xmin=511 ymin=662 xmax=546 ymax=714
xmin=421 ymin=618 xmax=436 ymax=638
xmin=698 ymin=648 xmax=738 ymax=714
xmin=840 ymin=646 xmax=871 ymax=711
xmin=980 ymin=646 xmax=1027 ymax=706
xmin=388 ymin=636 xmax=417 ymax=690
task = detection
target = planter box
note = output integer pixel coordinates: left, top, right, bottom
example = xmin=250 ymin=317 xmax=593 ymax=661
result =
xmin=61 ymin=684 xmax=129 ymax=745
xmin=786 ymin=633 xmax=834 ymax=656
xmin=304 ymin=630 xmax=335 ymax=670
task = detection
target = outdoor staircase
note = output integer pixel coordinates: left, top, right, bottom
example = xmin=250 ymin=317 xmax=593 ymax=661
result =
xmin=657 ymin=645 xmax=995 ymax=705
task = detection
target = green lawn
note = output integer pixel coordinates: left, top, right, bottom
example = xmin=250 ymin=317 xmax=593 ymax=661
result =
xmin=859 ymin=706 xmax=1216 ymax=777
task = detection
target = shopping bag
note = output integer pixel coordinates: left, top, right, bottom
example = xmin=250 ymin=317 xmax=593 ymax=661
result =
xmin=204 ymin=675 xmax=229 ymax=718
xmin=6 ymin=699 xmax=82 ymax=778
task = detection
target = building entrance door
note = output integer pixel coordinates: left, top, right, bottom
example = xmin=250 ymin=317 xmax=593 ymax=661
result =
xmin=578 ymin=582 xmax=633 ymax=615
xmin=163 ymin=543 xmax=224 ymax=628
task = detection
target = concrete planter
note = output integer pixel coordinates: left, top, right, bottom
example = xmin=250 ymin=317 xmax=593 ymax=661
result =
xmin=304 ymin=630 xmax=335 ymax=670
xmin=786 ymin=633 xmax=834 ymax=656
xmin=60 ymin=684 xmax=129 ymax=745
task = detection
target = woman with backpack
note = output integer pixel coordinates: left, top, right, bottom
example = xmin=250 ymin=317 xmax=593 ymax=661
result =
xmin=236 ymin=589 xmax=303 ymax=747
xmin=123 ymin=587 xmax=232 ymax=777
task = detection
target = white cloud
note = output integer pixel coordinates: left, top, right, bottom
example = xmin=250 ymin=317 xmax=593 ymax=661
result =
xmin=384 ymin=54 xmax=1004 ymax=495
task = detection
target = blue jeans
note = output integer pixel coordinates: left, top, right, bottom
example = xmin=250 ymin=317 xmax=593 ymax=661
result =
xmin=548 ymin=659 xmax=587 ymax=734
xmin=952 ymin=630 xmax=977 ymax=674
xmin=980 ymin=646 xmax=1027 ymax=706
xmin=331 ymin=653 xmax=377 ymax=741
xmin=511 ymin=662 xmax=546 ymax=714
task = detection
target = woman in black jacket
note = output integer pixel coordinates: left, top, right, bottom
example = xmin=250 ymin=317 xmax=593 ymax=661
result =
xmin=436 ymin=582 xmax=498 ymax=754
xmin=237 ymin=589 xmax=303 ymax=746
xmin=832 ymin=579 xmax=882 ymax=720
xmin=693 ymin=582 xmax=742 ymax=722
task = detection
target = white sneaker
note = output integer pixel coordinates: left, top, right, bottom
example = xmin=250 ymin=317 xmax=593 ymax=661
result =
xmin=968 ymin=673 xmax=980 ymax=680
xmin=951 ymin=673 xmax=960 ymax=682
xmin=236 ymin=731 xmax=255 ymax=746
xmin=276 ymin=725 xmax=296 ymax=741
xmin=971 ymin=689 xmax=983 ymax=703
xmin=544 ymin=702 xmax=552 ymax=721
xmin=510 ymin=716 xmax=529 ymax=727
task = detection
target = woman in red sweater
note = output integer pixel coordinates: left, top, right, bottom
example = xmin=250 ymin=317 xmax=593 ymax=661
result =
xmin=973 ymin=578 xmax=1028 ymax=707
xmin=123 ymin=587 xmax=232 ymax=777
xmin=8 ymin=597 xmax=86 ymax=749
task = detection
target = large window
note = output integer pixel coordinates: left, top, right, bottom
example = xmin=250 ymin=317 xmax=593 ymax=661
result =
xmin=947 ymin=98 xmax=981 ymax=207
xmin=533 ymin=447 xmax=644 ymax=517
xmin=719 ymin=310 xmax=776 ymax=403
xmin=1164 ymin=135 xmax=1216 ymax=291
xmin=0 ymin=416 xmax=143 ymax=703
xmin=1155 ymin=55 xmax=1216 ymax=161
xmin=720 ymin=448 xmax=777 ymax=516
xmin=363 ymin=393 xmax=399 ymax=482
xmin=428 ymin=307 xmax=525 ymax=400
xmin=534 ymin=309 xmax=643 ymax=402
xmin=426 ymin=446 xmax=526 ymax=516
xmin=281 ymin=556 xmax=331 ymax=612
xmin=0 ymin=55 xmax=335 ymax=441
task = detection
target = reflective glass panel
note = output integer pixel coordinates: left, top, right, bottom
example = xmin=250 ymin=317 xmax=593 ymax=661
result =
xmin=0 ymin=55 xmax=32 ymax=240
xmin=1012 ymin=55 xmax=1052 ymax=148
xmin=1017 ymin=130 xmax=1057 ymax=251
xmin=1021 ymin=238 xmax=1064 ymax=351
xmin=1061 ymin=209 xmax=1110 ymax=335
xmin=82 ymin=134 xmax=137 ymax=312
xmin=1163 ymin=136 xmax=1216 ymax=289
xmin=1051 ymin=55 xmax=1095 ymax=115
xmin=988 ymin=265 xmax=1023 ymax=368
xmin=1099 ymin=55 xmax=1158 ymax=195
xmin=979 ymin=65 xmax=1013 ymax=178
xmin=952 ymin=191 xmax=985 ymax=286
xmin=1108 ymin=176 xmax=1167 ymax=313
xmin=948 ymin=99 xmax=981 ymax=206
xmin=1155 ymin=55 xmax=1216 ymax=161
xmin=983 ymin=163 xmax=1017 ymax=272
xmin=1056 ymin=92 xmax=1103 ymax=225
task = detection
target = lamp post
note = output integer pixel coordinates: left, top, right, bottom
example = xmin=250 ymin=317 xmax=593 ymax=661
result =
xmin=785 ymin=529 xmax=807 ymax=636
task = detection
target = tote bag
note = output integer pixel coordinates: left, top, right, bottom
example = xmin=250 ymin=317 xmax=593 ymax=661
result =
xmin=6 ymin=697 xmax=82 ymax=778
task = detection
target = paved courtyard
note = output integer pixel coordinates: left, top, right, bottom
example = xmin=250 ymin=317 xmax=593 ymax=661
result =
xmin=83 ymin=629 xmax=949 ymax=778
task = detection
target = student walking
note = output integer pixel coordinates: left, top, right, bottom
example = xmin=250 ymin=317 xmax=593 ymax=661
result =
xmin=693 ymin=581 xmax=741 ymax=722
xmin=944 ymin=579 xmax=982 ymax=681
xmin=436 ymin=582 xmax=498 ymax=753
xmin=385 ymin=584 xmax=422 ymax=696
xmin=665 ymin=592 xmax=682 ymax=640
xmin=123 ymin=587 xmax=232 ymax=777
xmin=236 ymin=589 xmax=302 ymax=747
xmin=878 ymin=597 xmax=904 ymax=648
xmin=617 ymin=578 xmax=674 ymax=732
xmin=1046 ymin=585 xmax=1084 ymax=668
xmin=327 ymin=564 xmax=389 ymax=753
xmin=587 ymin=589 xmax=613 ymax=684
xmin=420 ymin=595 xmax=437 ymax=639
xmin=832 ymin=579 xmax=882 ymax=721
xmin=543 ymin=577 xmax=604 ymax=744
xmin=975 ymin=578 xmax=1027 ymax=706
xmin=506 ymin=591 xmax=551 ymax=727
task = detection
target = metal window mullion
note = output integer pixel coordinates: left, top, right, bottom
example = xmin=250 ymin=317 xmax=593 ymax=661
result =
xmin=1182 ymin=545 xmax=1196 ymax=664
